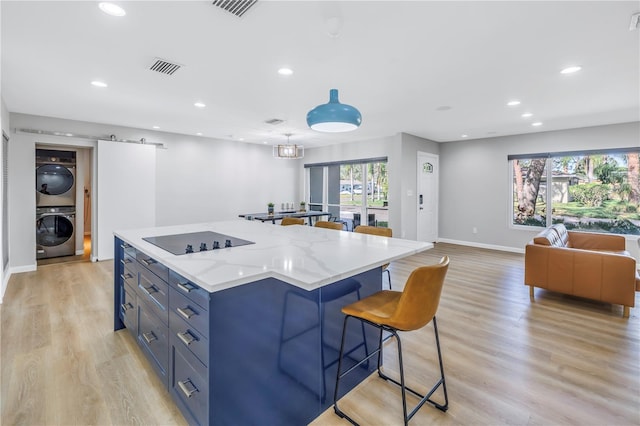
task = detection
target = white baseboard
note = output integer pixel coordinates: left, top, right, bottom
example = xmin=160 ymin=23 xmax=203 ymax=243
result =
xmin=10 ymin=264 xmax=37 ymax=274
xmin=1 ymin=269 xmax=11 ymax=304
xmin=437 ymin=238 xmax=525 ymax=254
xmin=76 ymin=249 xmax=84 ymax=255
xmin=1 ymin=264 xmax=37 ymax=304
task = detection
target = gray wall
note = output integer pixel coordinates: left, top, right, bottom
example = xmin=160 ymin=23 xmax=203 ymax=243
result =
xmin=8 ymin=113 xmax=300 ymax=270
xmin=439 ymin=121 xmax=640 ymax=257
xmin=303 ymin=132 xmax=439 ymax=239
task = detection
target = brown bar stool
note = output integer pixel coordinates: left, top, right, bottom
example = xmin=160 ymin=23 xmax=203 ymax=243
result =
xmin=281 ymin=217 xmax=305 ymax=226
xmin=333 ymin=256 xmax=450 ymax=425
xmin=315 ymin=220 xmax=344 ymax=230
xmin=354 ymin=225 xmax=393 ymax=289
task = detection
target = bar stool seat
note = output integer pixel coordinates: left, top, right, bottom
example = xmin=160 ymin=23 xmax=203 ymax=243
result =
xmin=334 ymin=256 xmax=450 ymax=425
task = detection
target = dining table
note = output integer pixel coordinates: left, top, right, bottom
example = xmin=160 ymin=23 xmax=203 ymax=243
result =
xmin=238 ymin=210 xmax=331 ymax=225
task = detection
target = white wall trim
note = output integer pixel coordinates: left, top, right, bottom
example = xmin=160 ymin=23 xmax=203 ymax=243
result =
xmin=437 ymin=238 xmax=525 ymax=254
xmin=1 ymin=269 xmax=11 ymax=304
xmin=10 ymin=264 xmax=37 ymax=274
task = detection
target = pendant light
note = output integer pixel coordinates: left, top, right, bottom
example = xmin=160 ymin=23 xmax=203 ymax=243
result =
xmin=273 ymin=134 xmax=304 ymax=159
xmin=306 ymin=89 xmax=362 ymax=132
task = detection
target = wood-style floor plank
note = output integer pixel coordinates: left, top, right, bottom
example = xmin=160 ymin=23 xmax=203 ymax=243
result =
xmin=1 ymin=243 xmax=639 ymax=425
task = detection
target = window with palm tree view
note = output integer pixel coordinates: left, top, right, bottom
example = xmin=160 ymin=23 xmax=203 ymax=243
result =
xmin=340 ymin=161 xmax=388 ymax=228
xmin=512 ymin=149 xmax=640 ymax=234
xmin=307 ymin=159 xmax=388 ymax=230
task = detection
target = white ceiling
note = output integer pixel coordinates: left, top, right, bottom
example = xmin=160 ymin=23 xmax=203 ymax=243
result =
xmin=2 ymin=1 xmax=639 ymax=148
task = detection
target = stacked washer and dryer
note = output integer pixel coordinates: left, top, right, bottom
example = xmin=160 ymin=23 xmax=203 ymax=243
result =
xmin=35 ymin=149 xmax=76 ymax=259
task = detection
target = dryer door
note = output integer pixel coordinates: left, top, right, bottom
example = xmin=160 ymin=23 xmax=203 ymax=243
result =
xmin=36 ymin=164 xmax=74 ymax=195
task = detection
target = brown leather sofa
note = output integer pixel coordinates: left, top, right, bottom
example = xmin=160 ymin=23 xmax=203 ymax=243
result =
xmin=525 ymin=223 xmax=640 ymax=317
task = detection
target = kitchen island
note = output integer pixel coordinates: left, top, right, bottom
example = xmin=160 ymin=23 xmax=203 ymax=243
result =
xmin=114 ymin=220 xmax=431 ymax=425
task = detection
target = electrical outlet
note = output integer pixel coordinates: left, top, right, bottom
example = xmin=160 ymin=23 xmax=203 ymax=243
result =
xmin=472 ymin=227 xmax=478 ymax=234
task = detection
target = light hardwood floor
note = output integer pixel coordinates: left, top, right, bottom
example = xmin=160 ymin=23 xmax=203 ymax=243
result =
xmin=1 ymin=243 xmax=638 ymax=425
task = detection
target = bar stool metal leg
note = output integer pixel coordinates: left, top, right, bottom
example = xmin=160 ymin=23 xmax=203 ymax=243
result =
xmin=334 ymin=315 xmax=448 ymax=426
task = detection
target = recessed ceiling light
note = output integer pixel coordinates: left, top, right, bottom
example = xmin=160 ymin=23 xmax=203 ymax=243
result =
xmin=560 ymin=66 xmax=582 ymax=74
xmin=98 ymin=2 xmax=126 ymax=17
xmin=194 ymin=102 xmax=206 ymax=108
xmin=152 ymin=126 xmax=160 ymax=129
xmin=196 ymin=132 xmax=203 ymax=136
xmin=461 ymin=134 xmax=468 ymax=138
xmin=507 ymin=100 xmax=521 ymax=106
xmin=278 ymin=67 xmax=293 ymax=76
xmin=532 ymin=122 xmax=543 ymax=127
xmin=263 ymin=141 xmax=268 ymax=144
xmin=521 ymin=113 xmax=533 ymax=118
xmin=238 ymin=137 xmax=244 ymax=141
xmin=91 ymin=80 xmax=108 ymax=88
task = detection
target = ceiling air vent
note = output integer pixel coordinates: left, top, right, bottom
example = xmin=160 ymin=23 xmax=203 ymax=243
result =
xmin=149 ymin=58 xmax=182 ymax=76
xmin=265 ymin=118 xmax=284 ymax=125
xmin=212 ymin=0 xmax=258 ymax=18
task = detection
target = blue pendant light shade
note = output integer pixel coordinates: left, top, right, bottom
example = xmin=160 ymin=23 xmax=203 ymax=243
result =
xmin=306 ymin=89 xmax=362 ymax=132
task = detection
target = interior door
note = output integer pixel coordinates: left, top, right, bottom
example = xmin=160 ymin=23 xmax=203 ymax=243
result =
xmin=95 ymin=140 xmax=156 ymax=260
xmin=416 ymin=152 xmax=438 ymax=243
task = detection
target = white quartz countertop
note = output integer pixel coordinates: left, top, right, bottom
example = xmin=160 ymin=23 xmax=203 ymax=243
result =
xmin=114 ymin=220 xmax=432 ymax=293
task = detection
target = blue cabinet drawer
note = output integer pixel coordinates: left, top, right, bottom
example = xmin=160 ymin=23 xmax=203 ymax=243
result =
xmin=138 ymin=267 xmax=169 ymax=325
xmin=169 ymin=270 xmax=210 ymax=310
xmin=169 ymin=308 xmax=209 ymax=368
xmin=120 ymin=241 xmax=137 ymax=257
xmin=136 ymin=251 xmax=169 ymax=282
xmin=120 ymin=267 xmax=137 ymax=294
xmin=170 ymin=340 xmax=209 ymax=426
xmin=138 ymin=300 xmax=169 ymax=388
xmin=120 ymin=284 xmax=137 ymax=335
xmin=170 ymin=287 xmax=209 ymax=339
xmin=123 ymin=252 xmax=137 ymax=273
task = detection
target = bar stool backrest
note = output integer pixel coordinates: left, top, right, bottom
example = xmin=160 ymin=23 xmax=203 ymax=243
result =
xmin=315 ymin=221 xmax=343 ymax=230
xmin=354 ymin=225 xmax=392 ymax=238
xmin=389 ymin=256 xmax=449 ymax=331
xmin=281 ymin=217 xmax=304 ymax=226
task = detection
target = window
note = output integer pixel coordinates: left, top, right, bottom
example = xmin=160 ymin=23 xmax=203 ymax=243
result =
xmin=306 ymin=158 xmax=389 ymax=229
xmin=511 ymin=149 xmax=640 ymax=234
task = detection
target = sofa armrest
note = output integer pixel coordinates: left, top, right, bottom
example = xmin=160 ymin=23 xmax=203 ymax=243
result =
xmin=568 ymin=231 xmax=626 ymax=251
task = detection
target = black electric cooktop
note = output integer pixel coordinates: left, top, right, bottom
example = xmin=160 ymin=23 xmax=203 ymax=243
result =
xmin=143 ymin=231 xmax=255 ymax=255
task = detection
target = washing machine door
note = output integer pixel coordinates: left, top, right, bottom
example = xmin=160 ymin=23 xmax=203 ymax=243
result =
xmin=36 ymin=214 xmax=74 ymax=247
xmin=36 ymin=164 xmax=75 ymax=196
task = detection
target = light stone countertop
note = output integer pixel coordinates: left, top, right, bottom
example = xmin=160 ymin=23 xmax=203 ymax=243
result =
xmin=115 ymin=220 xmax=432 ymax=293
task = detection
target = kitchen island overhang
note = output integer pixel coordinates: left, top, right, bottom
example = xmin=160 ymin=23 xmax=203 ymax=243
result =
xmin=114 ymin=220 xmax=432 ymax=425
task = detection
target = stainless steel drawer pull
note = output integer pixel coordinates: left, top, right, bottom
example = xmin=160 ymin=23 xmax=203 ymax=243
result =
xmin=120 ymin=258 xmax=132 ymax=265
xmin=120 ymin=243 xmax=131 ymax=249
xmin=120 ymin=273 xmax=133 ymax=281
xmin=177 ymin=331 xmax=196 ymax=346
xmin=177 ymin=307 xmax=196 ymax=320
xmin=141 ymin=258 xmax=157 ymax=266
xmin=178 ymin=379 xmax=198 ymax=398
xmin=141 ymin=285 xmax=157 ymax=296
xmin=142 ymin=331 xmax=157 ymax=344
xmin=121 ymin=302 xmax=133 ymax=312
xmin=177 ymin=282 xmax=195 ymax=293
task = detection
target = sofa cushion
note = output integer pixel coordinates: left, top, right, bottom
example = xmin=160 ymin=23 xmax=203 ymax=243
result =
xmin=533 ymin=227 xmax=565 ymax=247
xmin=551 ymin=223 xmax=572 ymax=247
